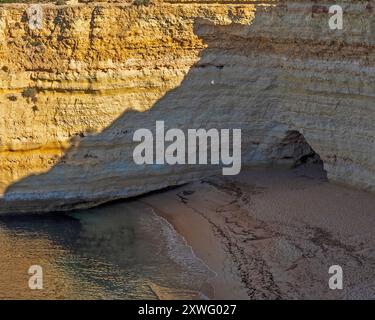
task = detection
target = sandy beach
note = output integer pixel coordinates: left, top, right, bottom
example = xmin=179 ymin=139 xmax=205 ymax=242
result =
xmin=140 ymin=164 xmax=375 ymax=299
xmin=1 ymin=163 xmax=375 ymax=300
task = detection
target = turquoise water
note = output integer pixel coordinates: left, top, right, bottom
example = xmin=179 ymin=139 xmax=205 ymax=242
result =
xmin=0 ymin=201 xmax=214 ymax=299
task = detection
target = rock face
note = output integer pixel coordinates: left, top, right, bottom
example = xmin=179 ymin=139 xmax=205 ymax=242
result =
xmin=1 ymin=1 xmax=375 ymax=213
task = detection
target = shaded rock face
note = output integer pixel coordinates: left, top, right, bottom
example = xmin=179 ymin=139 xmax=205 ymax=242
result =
xmin=0 ymin=1 xmax=374 ymax=213
xmin=269 ymin=130 xmax=324 ymax=169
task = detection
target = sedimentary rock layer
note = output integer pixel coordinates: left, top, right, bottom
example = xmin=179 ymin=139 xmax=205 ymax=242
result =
xmin=1 ymin=1 xmax=375 ymax=213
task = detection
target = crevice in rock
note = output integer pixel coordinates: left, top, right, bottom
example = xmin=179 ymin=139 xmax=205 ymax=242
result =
xmin=271 ymin=130 xmax=326 ymax=173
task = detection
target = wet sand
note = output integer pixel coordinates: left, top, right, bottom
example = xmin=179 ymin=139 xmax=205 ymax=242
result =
xmin=1 ymin=164 xmax=375 ymax=300
xmin=140 ymin=164 xmax=375 ymax=299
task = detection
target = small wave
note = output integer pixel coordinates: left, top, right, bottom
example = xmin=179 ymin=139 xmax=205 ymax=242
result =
xmin=148 ymin=207 xmax=217 ymax=299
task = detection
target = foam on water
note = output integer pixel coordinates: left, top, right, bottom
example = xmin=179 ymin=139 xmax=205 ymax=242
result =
xmin=0 ymin=200 xmax=214 ymax=299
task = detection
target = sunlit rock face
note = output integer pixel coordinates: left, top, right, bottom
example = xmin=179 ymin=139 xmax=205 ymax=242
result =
xmin=1 ymin=1 xmax=375 ymax=213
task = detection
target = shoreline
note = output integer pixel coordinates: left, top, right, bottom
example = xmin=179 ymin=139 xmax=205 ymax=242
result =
xmin=140 ymin=174 xmax=266 ymax=300
xmin=140 ymin=165 xmax=375 ymax=299
xmin=144 ymin=206 xmax=248 ymax=299
xmin=1 ymin=165 xmax=375 ymax=299
xmin=147 ymin=203 xmax=246 ymax=300
xmin=149 ymin=208 xmax=218 ymax=300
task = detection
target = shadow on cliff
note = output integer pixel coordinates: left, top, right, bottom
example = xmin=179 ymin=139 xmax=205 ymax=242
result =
xmin=2 ymin=5 xmax=326 ymax=213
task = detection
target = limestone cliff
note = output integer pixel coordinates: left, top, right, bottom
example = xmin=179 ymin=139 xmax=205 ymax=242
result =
xmin=1 ymin=1 xmax=375 ymax=213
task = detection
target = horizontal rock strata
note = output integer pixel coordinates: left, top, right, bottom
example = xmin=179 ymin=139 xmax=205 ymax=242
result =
xmin=1 ymin=0 xmax=375 ymax=213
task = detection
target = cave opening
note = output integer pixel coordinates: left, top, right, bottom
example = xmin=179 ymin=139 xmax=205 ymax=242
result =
xmin=272 ymin=130 xmax=327 ymax=178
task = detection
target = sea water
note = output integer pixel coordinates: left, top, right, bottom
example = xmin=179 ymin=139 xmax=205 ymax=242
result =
xmin=0 ymin=201 xmax=214 ymax=299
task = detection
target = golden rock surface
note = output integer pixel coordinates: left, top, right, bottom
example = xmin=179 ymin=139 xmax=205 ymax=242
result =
xmin=1 ymin=1 xmax=374 ymax=212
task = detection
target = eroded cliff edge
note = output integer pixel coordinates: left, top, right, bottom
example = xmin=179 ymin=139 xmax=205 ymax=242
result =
xmin=1 ymin=0 xmax=375 ymax=213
